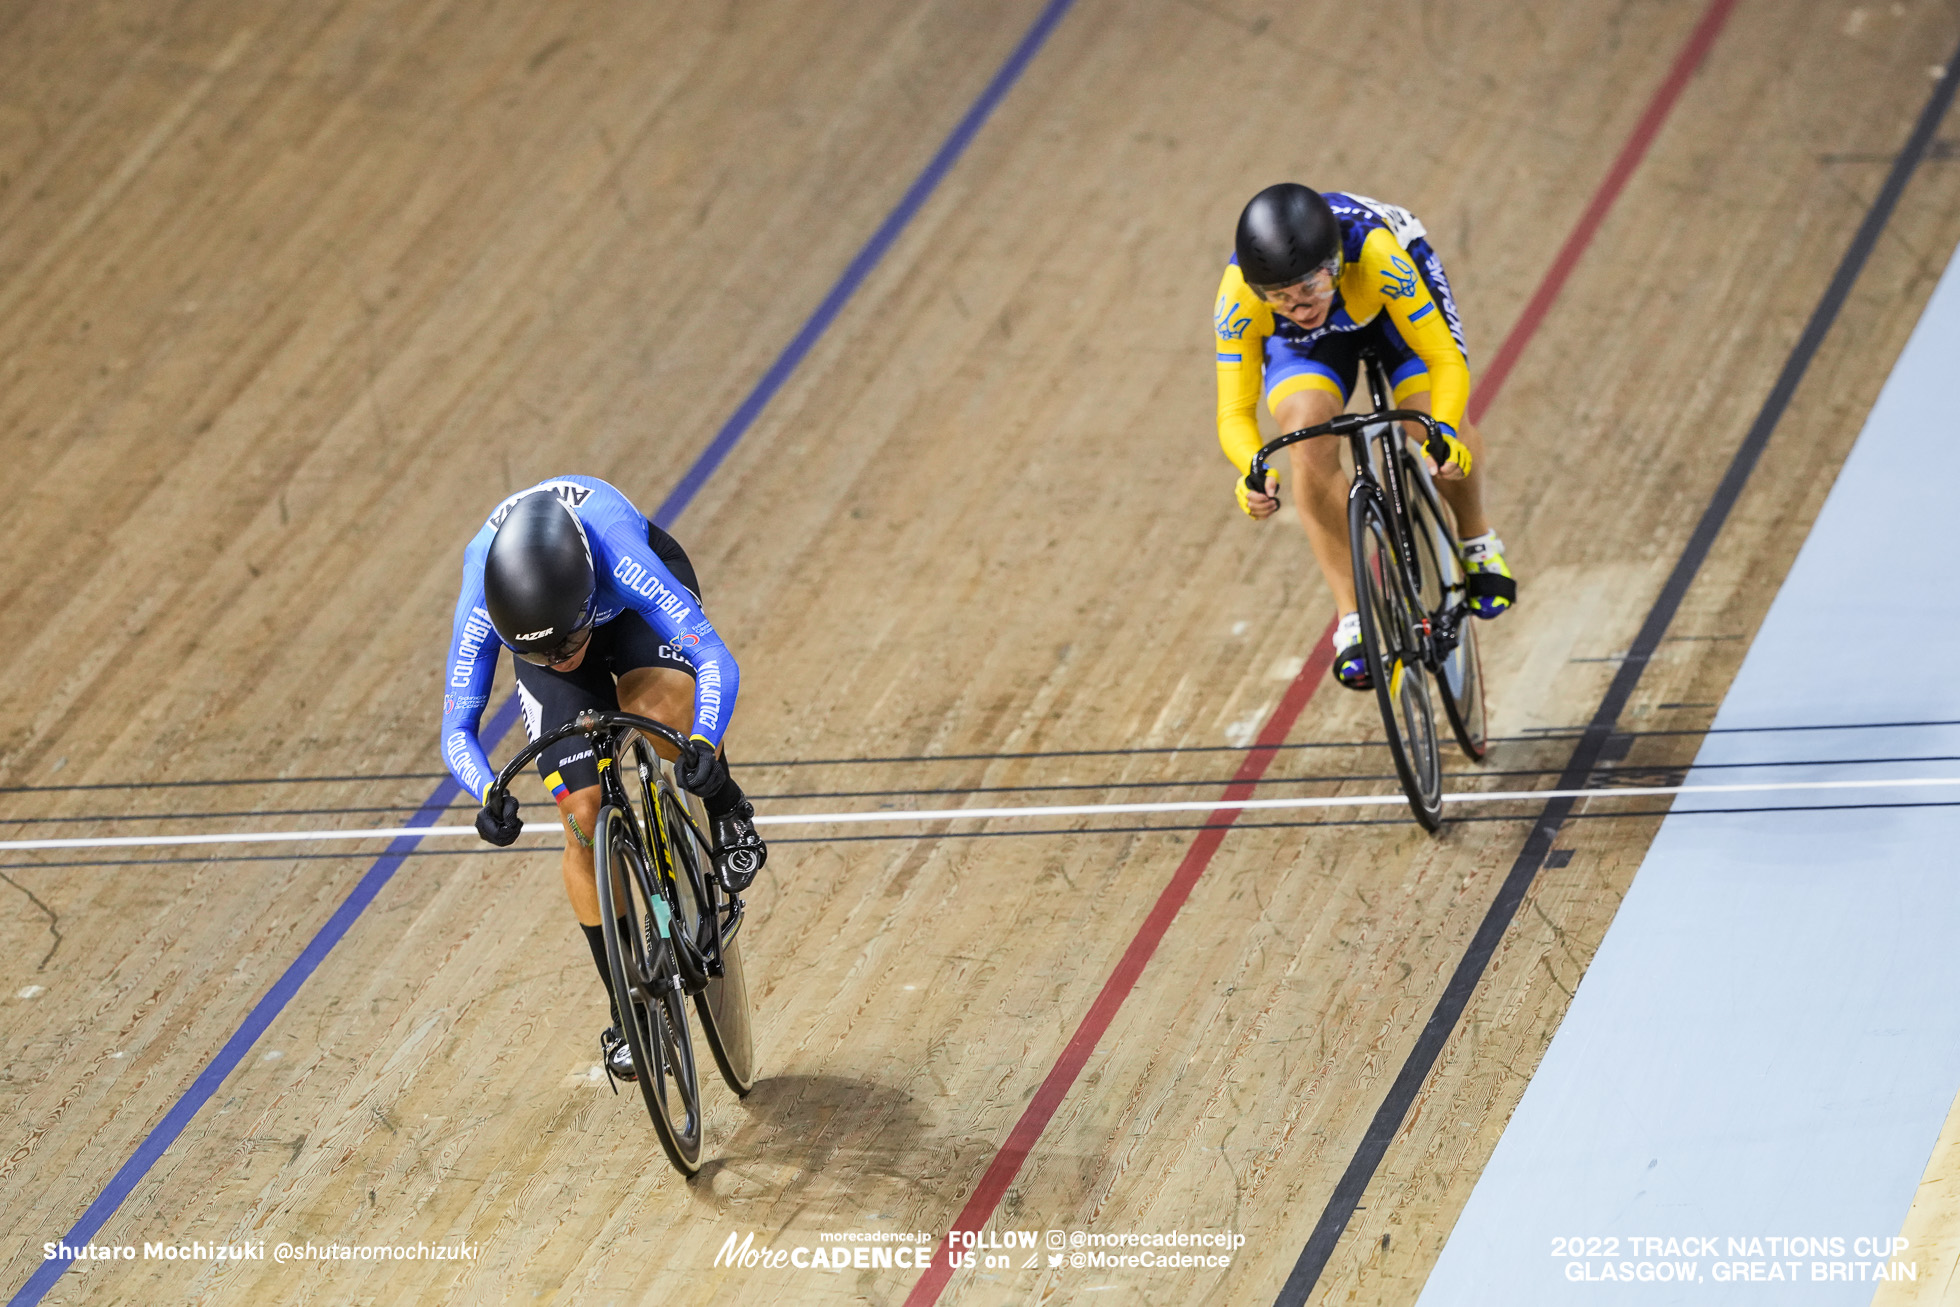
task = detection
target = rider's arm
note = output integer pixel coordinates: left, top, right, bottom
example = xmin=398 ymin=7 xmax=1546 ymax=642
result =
xmin=598 ymin=531 xmax=742 ymax=750
xmin=439 ymin=534 xmax=502 ymax=802
xmin=1213 ymin=263 xmax=1274 ymax=475
xmin=1351 ymin=227 xmax=1471 ymax=433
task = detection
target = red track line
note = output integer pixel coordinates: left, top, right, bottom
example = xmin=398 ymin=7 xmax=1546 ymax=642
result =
xmin=901 ymin=638 xmax=1337 ymax=1307
xmin=903 ymin=5 xmax=1735 ymax=1300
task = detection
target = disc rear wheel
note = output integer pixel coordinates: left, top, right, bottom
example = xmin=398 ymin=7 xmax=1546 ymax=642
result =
xmin=625 ymin=738 xmax=756 ymax=1096
xmin=661 ymin=783 xmax=755 ymax=1095
xmin=1401 ymin=452 xmax=1487 ymax=761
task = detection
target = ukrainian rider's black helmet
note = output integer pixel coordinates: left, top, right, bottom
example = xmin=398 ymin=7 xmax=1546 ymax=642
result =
xmin=484 ymin=492 xmax=598 ymax=667
xmin=1234 ymin=183 xmax=1343 ymax=293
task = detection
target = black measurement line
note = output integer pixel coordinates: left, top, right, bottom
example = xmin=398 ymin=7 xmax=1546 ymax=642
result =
xmin=14 ymin=719 xmax=1960 ymax=798
xmin=0 ymin=772 xmax=449 ymax=796
xmin=5 ymin=754 xmax=1956 ymax=828
xmin=0 ymin=805 xmax=481 ymax=826
xmin=7 ymin=797 xmax=1955 ymax=872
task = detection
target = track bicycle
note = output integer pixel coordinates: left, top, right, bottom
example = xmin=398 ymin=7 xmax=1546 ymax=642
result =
xmin=1246 ymin=348 xmax=1488 ymax=830
xmin=483 ymin=709 xmax=755 ymax=1174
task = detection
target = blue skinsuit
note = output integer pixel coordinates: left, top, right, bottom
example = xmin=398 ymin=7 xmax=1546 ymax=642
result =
xmin=438 ymin=476 xmax=738 ymax=801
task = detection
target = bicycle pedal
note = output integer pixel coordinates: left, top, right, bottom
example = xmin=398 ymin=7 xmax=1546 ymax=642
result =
xmin=599 ymin=1026 xmax=635 ymax=1089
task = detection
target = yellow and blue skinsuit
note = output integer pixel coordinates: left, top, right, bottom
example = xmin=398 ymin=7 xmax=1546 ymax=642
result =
xmin=1214 ymin=192 xmax=1470 ymax=477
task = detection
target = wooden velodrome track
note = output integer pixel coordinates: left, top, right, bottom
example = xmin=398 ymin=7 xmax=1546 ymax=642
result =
xmin=2 ymin=0 xmax=1958 ymax=1302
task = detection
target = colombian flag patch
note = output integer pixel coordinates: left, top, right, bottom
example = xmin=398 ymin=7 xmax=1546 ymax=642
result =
xmin=545 ymin=771 xmax=570 ymax=802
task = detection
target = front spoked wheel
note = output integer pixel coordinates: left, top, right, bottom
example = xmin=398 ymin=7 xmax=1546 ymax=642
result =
xmin=1401 ymin=452 xmax=1487 ymax=761
xmin=1350 ymin=489 xmax=1443 ymax=829
xmin=595 ymin=804 xmax=703 ymax=1174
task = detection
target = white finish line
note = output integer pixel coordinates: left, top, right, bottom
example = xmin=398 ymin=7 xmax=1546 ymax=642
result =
xmin=2 ymin=775 xmax=1956 ymax=852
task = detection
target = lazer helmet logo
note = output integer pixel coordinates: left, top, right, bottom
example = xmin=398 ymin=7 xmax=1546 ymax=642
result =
xmin=516 ymin=627 xmax=555 ymax=641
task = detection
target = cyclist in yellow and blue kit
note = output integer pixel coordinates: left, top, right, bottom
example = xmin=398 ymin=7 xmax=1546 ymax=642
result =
xmin=1215 ymin=184 xmax=1516 ymax=689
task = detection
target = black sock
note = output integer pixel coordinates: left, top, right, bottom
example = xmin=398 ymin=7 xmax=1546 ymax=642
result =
xmin=701 ymin=751 xmax=746 ymax=819
xmin=704 ymin=776 xmax=747 ymax=819
xmin=581 ymin=922 xmax=624 ymax=1028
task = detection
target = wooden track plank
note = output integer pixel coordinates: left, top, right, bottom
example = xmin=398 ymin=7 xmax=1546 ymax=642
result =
xmin=1 ymin=0 xmax=1956 ymax=1303
xmin=1876 ymin=1081 xmax=1960 ymax=1305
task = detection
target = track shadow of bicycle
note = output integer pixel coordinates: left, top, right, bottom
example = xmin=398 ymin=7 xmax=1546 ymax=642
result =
xmin=689 ymin=1073 xmax=931 ymax=1210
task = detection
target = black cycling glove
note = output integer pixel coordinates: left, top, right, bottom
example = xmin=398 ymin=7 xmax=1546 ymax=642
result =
xmin=678 ymin=734 xmax=732 ymax=801
xmin=475 ymin=792 xmax=523 ymax=846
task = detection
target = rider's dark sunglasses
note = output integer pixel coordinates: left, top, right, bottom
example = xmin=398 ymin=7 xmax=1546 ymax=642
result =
xmin=516 ymin=622 xmax=594 ymax=668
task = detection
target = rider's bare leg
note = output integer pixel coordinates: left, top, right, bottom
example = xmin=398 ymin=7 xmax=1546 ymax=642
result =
xmin=1395 ymin=389 xmax=1491 ymax=539
xmin=557 ymin=665 xmax=695 ymax=927
xmin=1274 ymin=386 xmax=1357 ymax=614
xmin=616 ymin=665 xmax=694 ymax=761
xmin=558 ymin=785 xmax=606 ymax=928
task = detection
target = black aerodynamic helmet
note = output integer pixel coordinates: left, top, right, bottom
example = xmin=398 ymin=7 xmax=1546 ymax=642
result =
xmin=1234 ymin=183 xmax=1343 ymax=292
xmin=483 ymin=492 xmax=598 ymax=667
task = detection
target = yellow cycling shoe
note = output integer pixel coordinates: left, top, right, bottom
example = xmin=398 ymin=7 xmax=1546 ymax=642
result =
xmin=1461 ymin=533 xmax=1516 ymax=619
xmin=1331 ymin=611 xmax=1370 ymax=690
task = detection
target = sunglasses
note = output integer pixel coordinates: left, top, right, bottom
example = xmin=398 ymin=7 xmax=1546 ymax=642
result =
xmin=1252 ymin=261 xmax=1340 ymax=306
xmin=515 ymin=620 xmax=595 ymax=668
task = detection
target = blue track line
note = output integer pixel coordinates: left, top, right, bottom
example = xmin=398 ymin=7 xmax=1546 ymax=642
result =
xmin=10 ymin=2 xmax=1076 ymax=1301
xmin=8 ymin=695 xmax=518 ymax=1307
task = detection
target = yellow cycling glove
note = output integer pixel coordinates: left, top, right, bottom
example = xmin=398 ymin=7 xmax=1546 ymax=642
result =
xmin=1428 ymin=424 xmax=1472 ymax=478
xmin=1234 ymin=470 xmax=1279 ymax=518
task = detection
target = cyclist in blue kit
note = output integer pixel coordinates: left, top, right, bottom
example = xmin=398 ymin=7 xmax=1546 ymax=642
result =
xmin=440 ymin=475 xmax=765 ymax=1082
